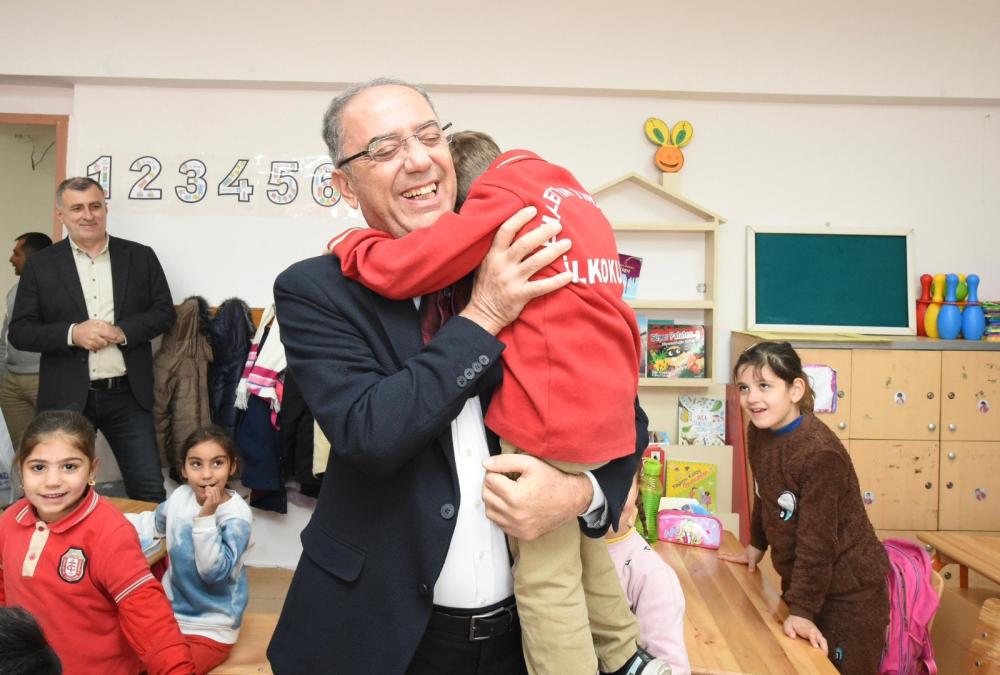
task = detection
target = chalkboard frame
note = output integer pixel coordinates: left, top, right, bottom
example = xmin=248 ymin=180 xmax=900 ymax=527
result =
xmin=746 ymin=226 xmax=916 ymax=335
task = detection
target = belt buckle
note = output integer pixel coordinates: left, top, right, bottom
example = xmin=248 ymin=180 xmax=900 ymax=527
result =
xmin=468 ymin=604 xmax=513 ymax=642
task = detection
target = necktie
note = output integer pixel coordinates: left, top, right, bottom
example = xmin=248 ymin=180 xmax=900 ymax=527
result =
xmin=419 ymin=276 xmax=472 ymax=344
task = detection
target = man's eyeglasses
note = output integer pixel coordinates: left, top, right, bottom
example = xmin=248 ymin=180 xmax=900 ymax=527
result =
xmin=336 ymin=121 xmax=453 ymax=169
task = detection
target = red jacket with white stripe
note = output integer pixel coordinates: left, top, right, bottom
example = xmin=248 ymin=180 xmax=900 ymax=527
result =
xmin=0 ymin=490 xmax=194 ymax=675
xmin=332 ymin=150 xmax=640 ymax=463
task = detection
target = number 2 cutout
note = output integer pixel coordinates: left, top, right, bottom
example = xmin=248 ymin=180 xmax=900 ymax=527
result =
xmin=129 ymin=156 xmax=163 ymax=200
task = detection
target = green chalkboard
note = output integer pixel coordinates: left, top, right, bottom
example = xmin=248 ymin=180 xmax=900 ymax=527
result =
xmin=747 ymin=228 xmax=914 ymax=334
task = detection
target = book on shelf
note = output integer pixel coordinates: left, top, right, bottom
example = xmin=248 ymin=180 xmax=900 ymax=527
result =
xmin=647 ymin=323 xmax=705 ymax=378
xmin=665 ymin=458 xmax=718 ymax=513
xmin=677 ymin=396 xmax=726 ymax=445
xmin=619 ymin=253 xmax=642 ymax=300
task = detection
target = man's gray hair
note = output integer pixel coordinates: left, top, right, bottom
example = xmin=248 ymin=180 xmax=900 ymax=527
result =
xmin=56 ymin=176 xmax=104 ymax=207
xmin=321 ymin=77 xmax=437 ymax=168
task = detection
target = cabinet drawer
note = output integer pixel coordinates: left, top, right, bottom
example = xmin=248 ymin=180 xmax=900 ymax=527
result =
xmin=939 ymin=441 xmax=1000 ymax=530
xmin=850 ymin=350 xmax=941 ymax=440
xmin=940 ymin=352 xmax=1000 ymax=441
xmin=850 ymin=440 xmax=939 ymax=530
xmin=798 ymin=348 xmax=851 ymax=440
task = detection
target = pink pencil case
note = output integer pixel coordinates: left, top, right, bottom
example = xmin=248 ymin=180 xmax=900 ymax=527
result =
xmin=657 ymin=509 xmax=723 ymax=550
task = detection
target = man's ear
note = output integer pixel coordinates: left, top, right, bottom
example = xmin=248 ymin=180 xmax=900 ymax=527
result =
xmin=331 ymin=168 xmax=359 ymax=209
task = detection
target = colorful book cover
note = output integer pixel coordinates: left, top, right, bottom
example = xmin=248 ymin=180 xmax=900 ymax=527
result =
xmin=665 ymin=459 xmax=718 ymax=513
xmin=636 ymin=314 xmax=648 ymax=377
xmin=619 ymin=253 xmax=642 ymax=300
xmin=647 ymin=323 xmax=706 ymax=378
xmin=678 ymin=396 xmax=726 ymax=445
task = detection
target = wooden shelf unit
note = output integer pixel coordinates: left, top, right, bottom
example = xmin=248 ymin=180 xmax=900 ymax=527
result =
xmin=591 ymin=172 xmax=726 ymax=385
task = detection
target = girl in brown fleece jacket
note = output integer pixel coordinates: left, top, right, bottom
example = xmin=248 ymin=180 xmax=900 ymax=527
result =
xmin=720 ymin=341 xmax=889 ymax=674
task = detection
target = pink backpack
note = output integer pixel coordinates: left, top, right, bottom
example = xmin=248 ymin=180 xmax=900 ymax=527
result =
xmin=879 ymin=539 xmax=939 ymax=675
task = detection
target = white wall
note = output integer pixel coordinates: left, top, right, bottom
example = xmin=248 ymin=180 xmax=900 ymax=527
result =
xmin=3 ymin=1 xmax=999 ymax=100
xmin=2 ymin=2 xmax=998 ymax=568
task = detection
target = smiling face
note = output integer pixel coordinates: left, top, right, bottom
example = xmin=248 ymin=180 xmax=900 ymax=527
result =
xmin=330 ymin=85 xmax=457 ymax=239
xmin=181 ymin=440 xmax=236 ymax=505
xmin=735 ymin=364 xmax=805 ymax=431
xmin=57 ymin=184 xmax=108 ymax=253
xmin=655 ymin=145 xmax=685 ymax=173
xmin=21 ymin=436 xmax=97 ymax=523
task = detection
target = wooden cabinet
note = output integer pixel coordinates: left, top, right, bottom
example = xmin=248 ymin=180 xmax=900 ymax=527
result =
xmin=850 ymin=440 xmax=939 ymax=530
xmin=730 ymin=333 xmax=1000 ymax=534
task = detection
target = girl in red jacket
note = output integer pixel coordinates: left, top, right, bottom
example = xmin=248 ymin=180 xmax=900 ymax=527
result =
xmin=0 ymin=410 xmax=195 ymax=675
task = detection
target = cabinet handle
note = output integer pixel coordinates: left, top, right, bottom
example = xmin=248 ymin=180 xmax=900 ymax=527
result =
xmin=948 ymin=451 xmax=957 ymax=461
xmin=946 ymin=481 xmax=954 ymax=489
xmin=837 ymin=390 xmax=845 ymax=399
xmin=924 ymin=544 xmax=933 ymax=553
xmin=928 ymin=423 xmax=937 ymax=431
xmin=837 ymin=422 xmax=847 ymax=430
xmin=924 ymin=481 xmax=933 ymax=489
xmin=948 ymin=423 xmax=957 ymax=432
xmin=947 ymin=392 xmax=955 ymax=399
xmin=944 ymin=571 xmax=952 ymax=580
xmin=927 ymin=392 xmax=935 ymax=400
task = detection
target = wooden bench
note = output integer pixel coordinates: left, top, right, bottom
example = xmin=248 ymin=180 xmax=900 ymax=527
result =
xmin=208 ymin=612 xmax=278 ymax=675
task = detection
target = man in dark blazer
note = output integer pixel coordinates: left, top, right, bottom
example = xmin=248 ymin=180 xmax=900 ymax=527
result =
xmin=10 ymin=177 xmax=175 ymax=501
xmin=268 ymin=79 xmax=649 ymax=675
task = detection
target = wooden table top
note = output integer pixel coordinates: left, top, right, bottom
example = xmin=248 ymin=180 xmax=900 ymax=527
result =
xmin=655 ymin=531 xmax=837 ymax=675
xmin=108 ymin=496 xmax=166 ymax=565
xmin=917 ymin=531 xmax=1000 ymax=586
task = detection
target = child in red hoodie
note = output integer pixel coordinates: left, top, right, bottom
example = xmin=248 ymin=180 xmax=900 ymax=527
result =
xmin=330 ymin=131 xmax=665 ymax=675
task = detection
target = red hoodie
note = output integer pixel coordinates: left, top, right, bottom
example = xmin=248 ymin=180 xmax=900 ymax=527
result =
xmin=331 ymin=150 xmax=639 ymax=463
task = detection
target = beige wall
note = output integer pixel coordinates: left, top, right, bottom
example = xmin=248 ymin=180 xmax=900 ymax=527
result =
xmin=0 ymin=124 xmax=56 ymax=311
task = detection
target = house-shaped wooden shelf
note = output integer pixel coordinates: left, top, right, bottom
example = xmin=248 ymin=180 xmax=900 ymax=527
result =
xmin=589 ymin=172 xmax=727 ymax=386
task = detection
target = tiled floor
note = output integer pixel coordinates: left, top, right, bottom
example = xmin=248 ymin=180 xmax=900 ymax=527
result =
xmin=246 ymin=566 xmax=294 ymax=614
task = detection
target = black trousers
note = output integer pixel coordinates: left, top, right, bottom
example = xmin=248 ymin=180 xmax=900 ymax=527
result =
xmin=817 ymin=583 xmax=889 ymax=674
xmin=82 ymin=383 xmax=166 ymax=502
xmin=406 ymin=601 xmax=527 ymax=675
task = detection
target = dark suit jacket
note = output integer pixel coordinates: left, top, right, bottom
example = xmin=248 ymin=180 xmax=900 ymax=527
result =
xmin=9 ymin=236 xmax=176 ymax=412
xmin=267 ymin=255 xmax=647 ymax=674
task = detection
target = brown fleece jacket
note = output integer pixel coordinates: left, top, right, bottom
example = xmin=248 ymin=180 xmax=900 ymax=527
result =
xmin=748 ymin=412 xmax=888 ymax=620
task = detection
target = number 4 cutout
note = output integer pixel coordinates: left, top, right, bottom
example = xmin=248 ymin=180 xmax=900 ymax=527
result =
xmin=217 ymin=159 xmax=254 ymax=202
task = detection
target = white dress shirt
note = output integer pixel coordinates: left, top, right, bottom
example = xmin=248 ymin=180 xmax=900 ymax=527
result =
xmin=64 ymin=236 xmax=126 ymax=379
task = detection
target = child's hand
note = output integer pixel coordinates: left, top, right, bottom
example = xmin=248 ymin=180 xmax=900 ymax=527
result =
xmin=783 ymin=615 xmax=828 ymax=654
xmin=199 ymin=486 xmax=222 ymax=517
xmin=718 ymin=544 xmax=765 ymax=572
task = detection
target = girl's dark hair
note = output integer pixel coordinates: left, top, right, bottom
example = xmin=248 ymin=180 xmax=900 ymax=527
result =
xmin=180 ymin=425 xmax=239 ymax=466
xmin=732 ymin=341 xmax=815 ymax=413
xmin=17 ymin=411 xmax=97 ymax=467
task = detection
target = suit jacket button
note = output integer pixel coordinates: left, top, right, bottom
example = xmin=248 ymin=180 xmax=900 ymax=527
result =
xmin=440 ymin=503 xmax=456 ymax=519
xmin=419 ymin=583 xmax=431 ymax=596
xmin=478 ymin=355 xmax=490 ymax=366
xmin=456 ymin=376 xmax=467 ymax=387
xmin=472 ymin=362 xmax=483 ymax=373
xmin=464 ymin=368 xmax=475 ymax=380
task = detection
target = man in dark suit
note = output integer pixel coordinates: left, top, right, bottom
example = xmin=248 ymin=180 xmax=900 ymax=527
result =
xmin=10 ymin=177 xmax=175 ymax=501
xmin=268 ymin=79 xmax=649 ymax=675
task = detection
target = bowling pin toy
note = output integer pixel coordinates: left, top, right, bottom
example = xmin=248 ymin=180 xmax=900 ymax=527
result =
xmin=962 ymin=273 xmax=986 ymax=340
xmin=956 ymin=273 xmax=969 ymax=302
xmin=924 ymin=273 xmax=945 ymax=338
xmin=916 ymin=274 xmax=932 ymax=337
xmin=937 ymin=273 xmax=962 ymax=339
